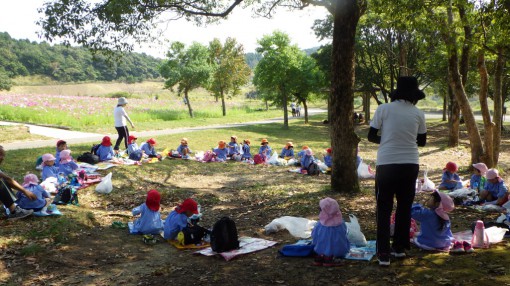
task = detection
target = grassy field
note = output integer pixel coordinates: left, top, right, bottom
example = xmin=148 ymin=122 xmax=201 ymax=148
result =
xmin=0 ymin=115 xmax=509 ymax=285
xmin=0 ymin=125 xmax=49 ymax=144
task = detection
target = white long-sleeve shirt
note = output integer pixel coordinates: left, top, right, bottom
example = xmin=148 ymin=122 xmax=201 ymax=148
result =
xmin=114 ymin=106 xmax=133 ymax=127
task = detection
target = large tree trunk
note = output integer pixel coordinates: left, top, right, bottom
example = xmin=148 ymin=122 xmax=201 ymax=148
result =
xmin=265 ymin=99 xmax=269 ymax=111
xmin=448 ymin=84 xmax=460 ymax=147
xmin=303 ymin=100 xmax=309 ymax=124
xmin=364 ymin=92 xmax=370 ymax=124
xmin=220 ymin=89 xmax=226 ymax=116
xmin=442 ymin=95 xmax=447 ymax=121
xmin=330 ymin=0 xmax=361 ymax=193
xmin=493 ymin=49 xmax=505 ymax=165
xmin=281 ymin=87 xmax=289 ymax=129
xmin=477 ymin=49 xmax=494 ymax=167
xmin=397 ymin=32 xmax=408 ymax=76
xmin=184 ymin=90 xmax=193 ymax=118
xmin=444 ymin=0 xmax=484 ymax=164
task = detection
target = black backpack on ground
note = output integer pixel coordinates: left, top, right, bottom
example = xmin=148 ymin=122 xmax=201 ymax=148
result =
xmin=307 ymin=162 xmax=320 ymax=176
xmin=77 ymin=152 xmax=100 ymax=164
xmin=91 ymin=144 xmax=100 ymax=156
xmin=210 ymin=217 xmax=240 ymax=253
xmin=53 ymin=185 xmax=79 ymax=205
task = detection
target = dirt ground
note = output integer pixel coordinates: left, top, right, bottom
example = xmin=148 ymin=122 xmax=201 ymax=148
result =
xmin=1 ymin=122 xmax=510 ymax=286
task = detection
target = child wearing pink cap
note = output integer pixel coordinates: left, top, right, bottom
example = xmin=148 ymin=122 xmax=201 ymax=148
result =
xmin=438 ymin=161 xmax=463 ymax=191
xmin=163 ymin=198 xmax=200 ymax=240
xmin=480 ymin=169 xmax=508 ymax=206
xmin=58 ymin=149 xmax=79 ymax=176
xmin=470 ymin=163 xmax=488 ymax=193
xmin=411 ymin=191 xmax=456 ymax=252
xmin=311 ymin=197 xmax=350 ymax=266
xmin=41 ymin=153 xmax=59 ymax=181
xmin=16 ymin=174 xmax=51 ymax=214
xmin=131 ymin=190 xmax=164 ymax=234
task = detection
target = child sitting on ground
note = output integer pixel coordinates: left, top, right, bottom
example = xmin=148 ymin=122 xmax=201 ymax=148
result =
xmin=127 ymin=135 xmax=143 ymax=161
xmin=41 ymin=153 xmax=58 ymax=181
xmin=412 ymin=191 xmax=457 ymax=252
xmin=312 ymin=197 xmax=350 ymax=266
xmin=55 ymin=140 xmax=67 ymax=167
xmin=96 ymin=136 xmax=115 ymax=162
xmin=163 ymin=198 xmax=199 ymax=240
xmin=470 ymin=163 xmax=488 ymax=193
xmin=280 ymin=142 xmax=295 ymax=160
xmin=177 ymin=138 xmax=192 ymax=159
xmin=324 ymin=148 xmax=332 ymax=169
xmin=242 ymin=139 xmax=251 ymax=160
xmin=16 ymin=174 xmax=52 ymax=215
xmin=301 ymin=148 xmax=315 ymax=173
xmin=438 ymin=162 xmax=463 ymax=191
xmin=480 ymin=169 xmax=508 ymax=206
xmin=140 ymin=138 xmax=161 ymax=160
xmin=131 ymin=189 xmax=163 ymax=234
xmin=227 ymin=136 xmax=241 ymax=159
xmin=213 ymin=140 xmax=228 ymax=162
xmin=58 ymin=149 xmax=78 ymax=176
xmin=259 ymin=139 xmax=272 ymax=159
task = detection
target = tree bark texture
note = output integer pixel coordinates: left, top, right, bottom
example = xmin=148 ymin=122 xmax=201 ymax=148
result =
xmin=303 ymin=100 xmax=309 ymax=124
xmin=477 ymin=50 xmax=494 ymax=167
xmin=184 ymin=90 xmax=194 ymax=118
xmin=281 ymin=86 xmax=289 ymax=129
xmin=442 ymin=95 xmax=447 ymax=121
xmin=330 ymin=0 xmax=361 ymax=193
xmin=447 ymin=84 xmax=460 ymax=147
xmin=364 ymin=92 xmax=371 ymax=124
xmin=221 ymin=89 xmax=226 ymax=116
xmin=493 ymin=50 xmax=505 ymax=165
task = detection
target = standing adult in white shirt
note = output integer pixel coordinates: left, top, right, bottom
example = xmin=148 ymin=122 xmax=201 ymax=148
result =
xmin=367 ymin=76 xmax=427 ymax=266
xmin=113 ymin=97 xmax=135 ymax=151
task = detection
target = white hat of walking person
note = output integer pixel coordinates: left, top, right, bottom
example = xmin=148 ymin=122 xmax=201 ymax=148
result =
xmin=117 ymin=97 xmax=128 ymax=106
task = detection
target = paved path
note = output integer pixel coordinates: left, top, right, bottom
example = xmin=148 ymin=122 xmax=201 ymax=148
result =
xmin=1 ymin=109 xmax=327 ymax=150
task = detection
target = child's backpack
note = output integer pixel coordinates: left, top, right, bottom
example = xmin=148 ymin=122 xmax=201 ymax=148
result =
xmin=180 ymin=225 xmax=207 ymax=245
xmin=128 ymin=150 xmax=143 ymax=161
xmin=77 ymin=152 xmax=100 ymax=165
xmin=53 ymin=185 xmax=79 ymax=205
xmin=202 ymin=150 xmax=216 ymax=162
xmin=91 ymin=144 xmax=101 ymax=156
xmin=210 ymin=217 xmax=240 ymax=253
xmin=35 ymin=156 xmax=43 ymax=169
xmin=307 ymin=162 xmax=320 ymax=176
xmin=253 ymin=154 xmax=264 ymax=165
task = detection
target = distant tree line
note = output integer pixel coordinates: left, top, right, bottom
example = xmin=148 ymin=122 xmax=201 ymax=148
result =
xmin=0 ymin=32 xmax=162 ymax=87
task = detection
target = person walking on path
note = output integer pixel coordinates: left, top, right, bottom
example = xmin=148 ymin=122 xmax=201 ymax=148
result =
xmin=114 ymin=97 xmax=135 ymax=151
xmin=367 ymin=76 xmax=427 ymax=266
xmin=0 ymin=145 xmax=36 ymax=219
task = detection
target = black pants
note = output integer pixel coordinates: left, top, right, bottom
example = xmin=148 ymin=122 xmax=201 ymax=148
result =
xmin=375 ymin=164 xmax=419 ymax=255
xmin=0 ymin=179 xmax=15 ymax=209
xmin=114 ymin=126 xmax=129 ymax=151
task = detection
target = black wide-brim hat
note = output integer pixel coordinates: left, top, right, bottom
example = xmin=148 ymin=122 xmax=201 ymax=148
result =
xmin=389 ymin=76 xmax=426 ymax=102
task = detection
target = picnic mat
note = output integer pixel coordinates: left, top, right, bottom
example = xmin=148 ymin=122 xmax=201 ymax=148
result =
xmin=168 ymin=240 xmax=211 ymax=249
xmin=345 ymin=240 xmax=376 ymax=261
xmin=195 ymin=237 xmax=277 ymax=261
xmin=453 ymin=230 xmax=473 ymax=242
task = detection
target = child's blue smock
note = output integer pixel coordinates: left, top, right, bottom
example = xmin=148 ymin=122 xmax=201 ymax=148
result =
xmin=484 ymin=180 xmax=508 ymax=199
xmin=42 ymin=165 xmax=59 ymax=180
xmin=301 ymin=155 xmax=314 ymax=169
xmin=163 ymin=210 xmax=189 ymax=240
xmin=16 ymin=184 xmax=49 ymax=210
xmin=470 ymin=174 xmax=486 ymax=192
xmin=55 ymin=148 xmax=61 ymax=167
xmin=280 ymin=148 xmax=294 ymax=158
xmin=96 ymin=145 xmax=114 ymax=161
xmin=131 ymin=203 xmax=163 ymax=235
xmin=227 ymin=142 xmax=240 ymax=156
xmin=177 ymin=144 xmax=192 ymax=156
xmin=324 ymin=155 xmax=332 ymax=168
xmin=259 ymin=145 xmax=272 ymax=156
xmin=58 ymin=161 xmax=79 ymax=176
xmin=127 ymin=143 xmax=139 ymax=155
xmin=411 ymin=204 xmax=453 ymax=250
xmin=438 ymin=171 xmax=462 ymax=190
xmin=213 ymin=148 xmax=228 ymax=161
xmin=242 ymin=144 xmax=251 ymax=159
xmin=140 ymin=142 xmax=157 ymax=156
xmin=311 ymin=221 xmax=350 ymax=258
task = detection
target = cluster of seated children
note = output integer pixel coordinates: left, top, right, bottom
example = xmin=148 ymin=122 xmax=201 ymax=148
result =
xmin=94 ymin=135 xmax=162 ymax=162
xmin=437 ymin=161 xmax=508 ymax=206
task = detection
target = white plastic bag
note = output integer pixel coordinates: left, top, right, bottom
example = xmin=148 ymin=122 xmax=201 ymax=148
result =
xmin=95 ymin=172 xmax=113 ymax=194
xmin=485 ymin=227 xmax=507 ymax=244
xmin=422 ymin=170 xmax=436 ymax=191
xmin=345 ymin=214 xmax=368 ymax=246
xmin=357 ymin=162 xmax=375 ymax=179
xmin=287 ymin=158 xmax=297 ymax=166
xmin=267 ymin=152 xmax=279 ymax=165
xmin=447 ymin=188 xmax=475 ymax=199
xmin=194 ymin=151 xmax=204 ymax=161
xmin=264 ymin=216 xmax=317 ymax=238
xmin=317 ymin=161 xmax=328 ymax=172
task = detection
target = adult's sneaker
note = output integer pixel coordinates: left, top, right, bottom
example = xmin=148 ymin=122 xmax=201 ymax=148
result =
xmin=391 ymin=248 xmax=406 ymax=258
xmin=7 ymin=206 xmax=33 ymax=220
xmin=378 ymin=254 xmax=390 ymax=266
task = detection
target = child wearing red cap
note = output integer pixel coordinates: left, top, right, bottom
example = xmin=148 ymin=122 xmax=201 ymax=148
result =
xmin=324 ymin=148 xmax=332 ymax=168
xmin=131 ymin=190 xmax=164 ymax=234
xmin=163 ymin=198 xmax=200 ymax=240
xmin=127 ymin=135 xmax=144 ymax=161
xmin=140 ymin=138 xmax=160 ymax=159
xmin=438 ymin=162 xmax=462 ymax=191
xmin=55 ymin=140 xmax=67 ymax=167
xmin=96 ymin=136 xmax=115 ymax=162
xmin=213 ymin=141 xmax=228 ymax=162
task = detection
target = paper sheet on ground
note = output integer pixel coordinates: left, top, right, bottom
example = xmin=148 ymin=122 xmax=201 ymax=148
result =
xmin=195 ymin=237 xmax=277 ymax=261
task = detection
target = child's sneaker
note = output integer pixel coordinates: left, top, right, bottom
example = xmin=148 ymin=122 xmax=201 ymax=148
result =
xmin=7 ymin=206 xmax=33 ymax=220
xmin=450 ymin=241 xmax=465 ymax=253
xmin=322 ymin=256 xmax=343 ymax=267
xmin=313 ymin=255 xmax=324 ymax=266
xmin=377 ymin=254 xmax=390 ymax=266
xmin=463 ymin=241 xmax=474 ymax=253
